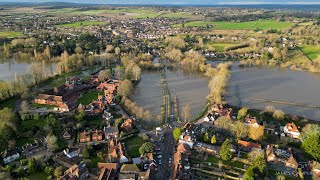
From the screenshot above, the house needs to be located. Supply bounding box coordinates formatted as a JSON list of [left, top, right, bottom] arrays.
[[62, 129, 73, 140], [104, 126, 119, 139], [103, 111, 113, 122], [58, 162, 88, 180], [107, 139, 128, 163], [2, 148, 20, 164], [63, 148, 79, 159], [66, 76, 82, 86], [266, 145, 298, 169], [34, 85, 81, 112], [311, 161, 320, 179], [121, 118, 134, 132], [92, 130, 104, 142], [211, 104, 233, 119], [119, 164, 149, 180], [283, 123, 300, 138], [174, 143, 191, 180], [179, 133, 196, 149], [97, 162, 118, 180], [22, 139, 46, 158], [244, 114, 259, 127], [79, 131, 91, 143], [193, 142, 220, 155], [237, 140, 262, 152], [96, 80, 120, 93]]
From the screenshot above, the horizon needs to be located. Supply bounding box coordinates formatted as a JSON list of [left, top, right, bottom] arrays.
[[1, 0, 320, 5]]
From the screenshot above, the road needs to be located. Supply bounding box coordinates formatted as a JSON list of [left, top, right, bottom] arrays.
[[155, 82, 176, 180]]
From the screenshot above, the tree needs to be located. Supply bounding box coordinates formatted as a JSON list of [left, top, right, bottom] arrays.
[[3, 43, 10, 58], [243, 166, 255, 180], [173, 127, 182, 140], [98, 69, 112, 81], [220, 139, 233, 161], [301, 124, 320, 160], [182, 104, 191, 122], [21, 101, 30, 113], [117, 79, 133, 97], [54, 166, 64, 177], [204, 132, 209, 143], [139, 142, 154, 155], [215, 116, 233, 131], [232, 121, 248, 139], [115, 47, 121, 56], [248, 126, 264, 141], [44, 166, 54, 175], [276, 174, 285, 180], [248, 149, 266, 173], [27, 158, 37, 173], [82, 147, 90, 158], [44, 132, 58, 151], [273, 110, 285, 120], [74, 46, 83, 54], [211, 135, 216, 144], [44, 45, 51, 60], [237, 108, 248, 119]]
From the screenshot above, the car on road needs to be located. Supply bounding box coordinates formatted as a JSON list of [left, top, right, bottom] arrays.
[[157, 155, 162, 159], [158, 159, 162, 165], [167, 171, 171, 177]]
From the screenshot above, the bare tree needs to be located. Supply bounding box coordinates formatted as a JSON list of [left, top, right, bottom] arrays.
[[182, 104, 191, 122]]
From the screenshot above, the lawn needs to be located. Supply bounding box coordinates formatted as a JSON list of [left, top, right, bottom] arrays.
[[287, 49, 310, 63], [0, 31, 23, 38], [206, 155, 246, 169], [16, 137, 35, 147], [299, 45, 320, 61], [125, 136, 145, 157], [77, 91, 101, 105], [207, 42, 240, 52], [57, 21, 106, 27], [29, 172, 48, 180], [31, 103, 58, 109], [21, 119, 46, 130], [0, 96, 19, 109], [176, 20, 294, 30]]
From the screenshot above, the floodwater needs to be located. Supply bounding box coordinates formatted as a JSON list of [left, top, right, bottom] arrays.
[[131, 71, 163, 117], [132, 69, 210, 119], [226, 63, 320, 121], [0, 60, 57, 80]]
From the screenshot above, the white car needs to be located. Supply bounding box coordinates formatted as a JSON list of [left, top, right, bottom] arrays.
[[157, 155, 162, 159]]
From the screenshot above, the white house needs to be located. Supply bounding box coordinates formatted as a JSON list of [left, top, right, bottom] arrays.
[[283, 123, 300, 139], [63, 148, 79, 159], [179, 134, 196, 149], [2, 148, 20, 164]]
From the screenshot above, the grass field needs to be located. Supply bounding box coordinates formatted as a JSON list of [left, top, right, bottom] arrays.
[[207, 42, 240, 52], [21, 119, 46, 130], [125, 136, 145, 157], [77, 91, 100, 105], [72, 8, 161, 18], [0, 96, 19, 109], [299, 45, 320, 61], [57, 21, 106, 27], [0, 31, 23, 38], [176, 20, 294, 30], [287, 49, 310, 63]]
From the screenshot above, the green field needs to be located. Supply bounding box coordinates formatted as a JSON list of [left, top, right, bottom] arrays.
[[77, 91, 100, 105], [299, 45, 320, 61], [57, 21, 106, 27], [21, 119, 46, 130], [125, 136, 145, 157], [72, 8, 160, 19], [176, 20, 294, 30], [207, 42, 240, 52], [0, 31, 23, 38]]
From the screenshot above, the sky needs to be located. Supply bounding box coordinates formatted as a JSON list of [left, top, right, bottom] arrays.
[[1, 0, 320, 5]]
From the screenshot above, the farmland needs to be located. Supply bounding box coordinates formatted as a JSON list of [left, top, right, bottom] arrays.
[[0, 31, 23, 38], [57, 21, 106, 27], [176, 20, 294, 30], [299, 45, 320, 62], [207, 42, 240, 52]]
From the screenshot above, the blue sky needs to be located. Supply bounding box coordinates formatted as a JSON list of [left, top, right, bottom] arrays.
[[1, 0, 320, 4]]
